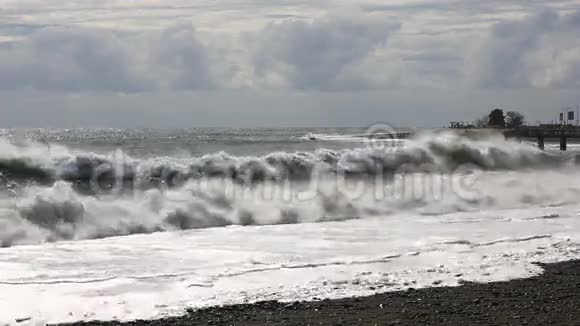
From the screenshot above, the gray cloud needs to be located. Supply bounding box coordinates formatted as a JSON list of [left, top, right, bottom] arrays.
[[0, 24, 213, 92], [467, 10, 580, 89], [250, 15, 400, 91], [150, 25, 215, 90], [362, 0, 580, 16]]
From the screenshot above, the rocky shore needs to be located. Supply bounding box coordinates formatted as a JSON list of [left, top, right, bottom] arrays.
[[58, 260, 580, 326]]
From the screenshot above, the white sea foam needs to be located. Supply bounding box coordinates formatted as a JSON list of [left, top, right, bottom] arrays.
[[1, 199, 580, 324]]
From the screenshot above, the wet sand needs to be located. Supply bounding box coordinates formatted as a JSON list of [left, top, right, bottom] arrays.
[[59, 260, 580, 326]]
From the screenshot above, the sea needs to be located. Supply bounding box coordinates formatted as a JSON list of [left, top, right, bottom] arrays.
[[1, 128, 580, 324]]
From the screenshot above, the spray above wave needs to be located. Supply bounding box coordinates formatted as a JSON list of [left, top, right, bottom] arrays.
[[0, 131, 565, 191]]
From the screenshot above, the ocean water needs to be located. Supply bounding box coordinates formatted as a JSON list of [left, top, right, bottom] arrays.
[[1, 128, 580, 324]]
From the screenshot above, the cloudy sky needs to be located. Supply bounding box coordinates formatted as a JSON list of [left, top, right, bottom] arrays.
[[0, 0, 579, 127]]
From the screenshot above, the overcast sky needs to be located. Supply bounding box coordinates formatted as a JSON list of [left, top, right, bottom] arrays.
[[0, 0, 579, 128]]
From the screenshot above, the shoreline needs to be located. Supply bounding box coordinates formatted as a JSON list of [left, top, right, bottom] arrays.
[[59, 259, 580, 326]]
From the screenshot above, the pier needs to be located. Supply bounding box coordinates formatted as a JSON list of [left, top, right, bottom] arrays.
[[503, 127, 580, 151], [367, 128, 579, 151]]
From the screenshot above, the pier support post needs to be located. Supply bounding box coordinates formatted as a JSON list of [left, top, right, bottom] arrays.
[[537, 135, 545, 150], [560, 136, 567, 151]]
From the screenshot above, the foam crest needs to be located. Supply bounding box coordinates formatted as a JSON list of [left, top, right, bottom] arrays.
[[0, 131, 564, 191]]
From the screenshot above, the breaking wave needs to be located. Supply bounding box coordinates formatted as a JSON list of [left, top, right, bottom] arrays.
[[0, 179, 360, 247], [2, 167, 580, 247], [0, 130, 577, 247], [0, 132, 565, 191]]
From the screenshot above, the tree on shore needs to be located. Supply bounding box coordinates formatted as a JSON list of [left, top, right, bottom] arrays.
[[506, 111, 526, 128], [475, 115, 488, 128], [488, 109, 505, 128]]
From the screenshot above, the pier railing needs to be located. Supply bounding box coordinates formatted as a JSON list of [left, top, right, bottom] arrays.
[[503, 127, 580, 151]]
